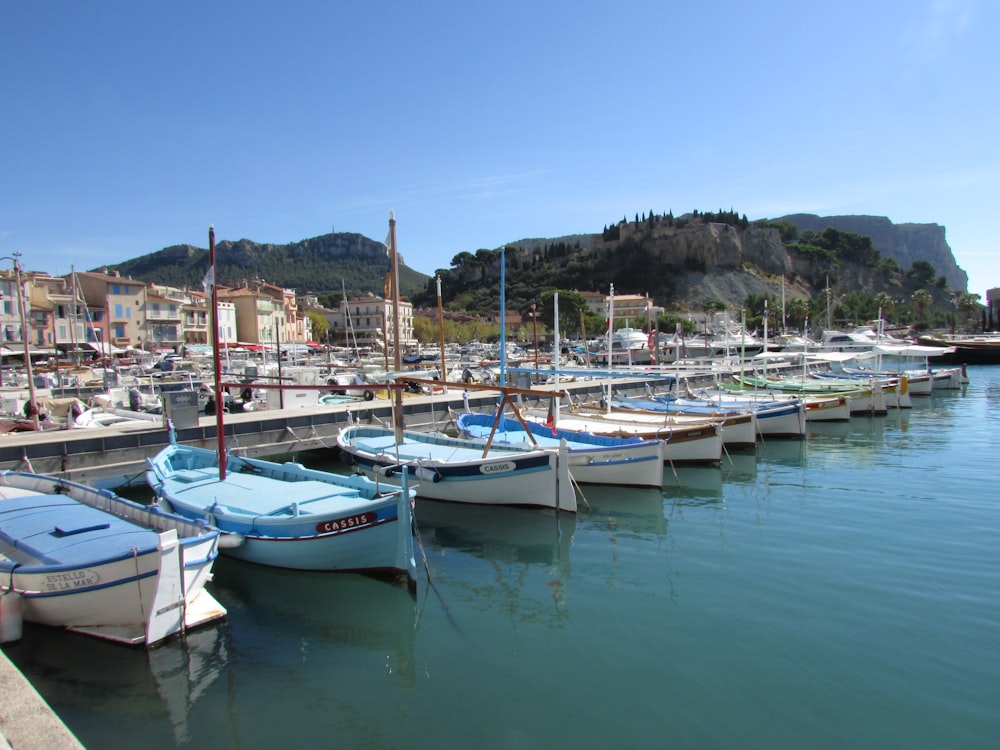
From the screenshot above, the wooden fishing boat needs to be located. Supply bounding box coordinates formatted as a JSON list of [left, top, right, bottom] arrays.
[[454, 410, 665, 488], [336, 425, 576, 512], [0, 470, 225, 646], [525, 409, 725, 464]]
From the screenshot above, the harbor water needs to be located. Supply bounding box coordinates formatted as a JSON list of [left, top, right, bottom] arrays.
[[3, 366, 998, 749]]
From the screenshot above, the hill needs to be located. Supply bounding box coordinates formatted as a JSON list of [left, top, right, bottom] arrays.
[[100, 232, 430, 300], [98, 213, 970, 330], [410, 211, 967, 317]]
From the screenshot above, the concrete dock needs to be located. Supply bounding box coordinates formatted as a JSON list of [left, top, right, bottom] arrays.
[[0, 648, 85, 749]]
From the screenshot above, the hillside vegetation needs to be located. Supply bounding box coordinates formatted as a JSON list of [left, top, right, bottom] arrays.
[[100, 212, 979, 334]]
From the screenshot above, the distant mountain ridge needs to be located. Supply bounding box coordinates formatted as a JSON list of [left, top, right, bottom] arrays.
[[101, 232, 430, 299], [777, 214, 967, 292], [99, 214, 967, 315]]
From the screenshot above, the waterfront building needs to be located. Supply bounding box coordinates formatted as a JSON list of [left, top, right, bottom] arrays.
[[327, 295, 414, 351]]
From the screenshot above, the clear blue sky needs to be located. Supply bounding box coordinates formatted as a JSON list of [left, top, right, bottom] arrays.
[[2, 1, 996, 300]]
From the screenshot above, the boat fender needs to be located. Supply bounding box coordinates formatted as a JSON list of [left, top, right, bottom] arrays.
[[363, 390, 375, 401], [1, 566, 23, 644], [217, 532, 245, 549], [416, 467, 443, 483]]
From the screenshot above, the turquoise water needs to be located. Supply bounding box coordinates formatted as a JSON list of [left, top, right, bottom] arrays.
[[4, 366, 999, 749]]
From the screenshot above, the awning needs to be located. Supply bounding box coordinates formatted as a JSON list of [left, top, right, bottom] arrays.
[[83, 341, 125, 355], [871, 343, 957, 357]]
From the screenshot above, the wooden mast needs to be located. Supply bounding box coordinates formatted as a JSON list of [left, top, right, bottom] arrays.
[[436, 275, 447, 391], [209, 225, 227, 480], [388, 212, 404, 441]]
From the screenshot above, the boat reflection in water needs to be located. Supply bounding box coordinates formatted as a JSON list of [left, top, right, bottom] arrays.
[[4, 617, 229, 747], [210, 557, 419, 685], [414, 499, 576, 625], [574, 483, 668, 538], [755, 437, 808, 466]]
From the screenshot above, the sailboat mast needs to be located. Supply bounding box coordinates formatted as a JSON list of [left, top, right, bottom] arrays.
[[70, 267, 81, 367], [436, 275, 447, 389], [388, 212, 402, 372], [209, 225, 227, 480], [388, 212, 404, 441], [606, 283, 614, 414], [499, 246, 507, 388]]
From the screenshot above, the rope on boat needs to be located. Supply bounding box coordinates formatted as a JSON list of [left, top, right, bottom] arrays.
[[283, 424, 336, 451], [411, 513, 467, 640], [568, 470, 591, 511], [663, 446, 679, 483]]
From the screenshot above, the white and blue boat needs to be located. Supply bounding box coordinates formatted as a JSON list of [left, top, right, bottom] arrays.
[[454, 411, 665, 489], [336, 425, 577, 513], [0, 470, 226, 646], [144, 440, 417, 586]]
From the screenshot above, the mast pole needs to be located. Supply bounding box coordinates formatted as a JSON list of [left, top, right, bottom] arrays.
[[389, 212, 404, 441], [209, 225, 226, 480], [436, 275, 447, 391], [12, 254, 39, 430], [499, 247, 506, 388]]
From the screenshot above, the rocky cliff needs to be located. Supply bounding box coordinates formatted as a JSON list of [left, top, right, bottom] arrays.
[[778, 214, 966, 291], [579, 212, 965, 313]]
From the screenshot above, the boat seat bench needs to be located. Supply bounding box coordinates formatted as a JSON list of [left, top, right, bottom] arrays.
[[171, 473, 367, 517], [0, 494, 157, 566]]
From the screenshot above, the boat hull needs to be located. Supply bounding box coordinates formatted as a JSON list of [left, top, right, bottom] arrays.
[[0, 471, 226, 645], [454, 412, 664, 488], [337, 426, 577, 513], [533, 413, 724, 464], [145, 443, 417, 583]]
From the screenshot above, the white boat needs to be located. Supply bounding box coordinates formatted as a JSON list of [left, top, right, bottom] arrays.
[[0, 470, 226, 646], [590, 328, 654, 367], [730, 372, 890, 416], [336, 425, 577, 513], [70, 406, 164, 429], [818, 326, 908, 353], [605, 396, 758, 449], [454, 410, 665, 489], [638, 385, 809, 437], [526, 410, 725, 464]]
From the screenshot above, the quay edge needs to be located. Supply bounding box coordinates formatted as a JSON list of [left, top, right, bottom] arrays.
[[0, 375, 707, 488], [0, 647, 86, 750]]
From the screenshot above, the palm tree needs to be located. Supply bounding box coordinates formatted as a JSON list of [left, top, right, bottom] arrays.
[[953, 291, 981, 332], [910, 289, 933, 328], [873, 292, 895, 323]]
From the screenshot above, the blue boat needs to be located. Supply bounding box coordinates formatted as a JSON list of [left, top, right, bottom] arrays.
[[145, 440, 417, 587]]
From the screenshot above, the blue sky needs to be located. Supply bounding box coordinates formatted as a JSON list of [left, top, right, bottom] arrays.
[[2, 0, 996, 300]]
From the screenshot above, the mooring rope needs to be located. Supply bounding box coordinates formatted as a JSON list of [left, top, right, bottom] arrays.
[[411, 515, 467, 640]]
